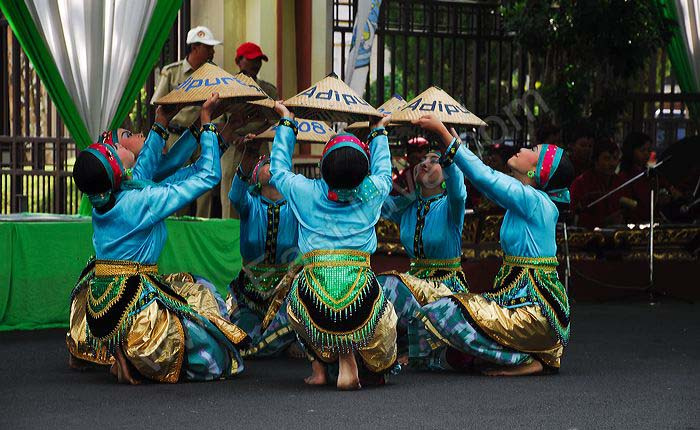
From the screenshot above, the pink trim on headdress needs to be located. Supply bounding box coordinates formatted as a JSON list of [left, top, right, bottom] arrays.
[[408, 137, 429, 148], [88, 143, 123, 189], [251, 155, 270, 185], [538, 144, 559, 187], [321, 134, 370, 160], [100, 130, 117, 148]]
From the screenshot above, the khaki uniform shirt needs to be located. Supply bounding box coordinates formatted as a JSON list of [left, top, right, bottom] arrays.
[[151, 59, 201, 128]]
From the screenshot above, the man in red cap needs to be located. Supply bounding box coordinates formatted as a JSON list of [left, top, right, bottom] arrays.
[[235, 42, 277, 99], [219, 42, 279, 220]]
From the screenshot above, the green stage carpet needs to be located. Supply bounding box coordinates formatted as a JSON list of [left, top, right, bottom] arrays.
[[0, 215, 241, 331]]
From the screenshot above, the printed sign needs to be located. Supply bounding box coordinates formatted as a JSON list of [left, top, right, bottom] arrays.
[[176, 76, 265, 94], [400, 97, 471, 116], [298, 86, 371, 107]]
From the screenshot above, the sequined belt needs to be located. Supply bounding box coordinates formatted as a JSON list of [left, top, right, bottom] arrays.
[[94, 260, 158, 277], [503, 255, 558, 271], [239, 263, 291, 297], [409, 257, 462, 272], [300, 249, 371, 268]]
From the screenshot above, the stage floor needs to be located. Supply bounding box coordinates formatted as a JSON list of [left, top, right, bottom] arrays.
[[2, 303, 698, 429]]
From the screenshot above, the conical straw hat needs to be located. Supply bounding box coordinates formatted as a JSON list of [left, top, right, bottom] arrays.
[[228, 95, 280, 122], [345, 93, 407, 136], [154, 63, 268, 105], [391, 86, 486, 127], [253, 119, 333, 144], [283, 72, 380, 123]]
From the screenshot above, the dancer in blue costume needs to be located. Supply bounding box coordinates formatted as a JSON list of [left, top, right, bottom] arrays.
[[226, 134, 300, 357], [408, 114, 574, 376], [67, 112, 256, 370], [67, 94, 247, 384], [269, 102, 397, 390], [377, 136, 468, 358]]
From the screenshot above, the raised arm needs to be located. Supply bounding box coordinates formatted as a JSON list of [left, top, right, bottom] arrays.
[[269, 103, 316, 202], [366, 126, 392, 199], [130, 125, 167, 181], [153, 126, 199, 182], [141, 94, 222, 220], [228, 137, 261, 217], [381, 194, 413, 224], [142, 124, 221, 222], [452, 144, 540, 217], [412, 115, 540, 218], [443, 162, 467, 226], [132, 105, 179, 181]]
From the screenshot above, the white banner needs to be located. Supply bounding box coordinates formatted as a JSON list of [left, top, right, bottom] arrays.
[[25, 0, 158, 139], [344, 0, 383, 96]]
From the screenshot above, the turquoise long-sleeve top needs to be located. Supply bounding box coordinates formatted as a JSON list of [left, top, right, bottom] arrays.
[[228, 171, 299, 264], [269, 119, 392, 255], [152, 129, 198, 182], [452, 143, 559, 258], [91, 126, 221, 264], [381, 163, 466, 259]]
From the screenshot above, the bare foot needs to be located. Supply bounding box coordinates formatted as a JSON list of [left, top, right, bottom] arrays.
[[482, 359, 543, 376], [397, 354, 408, 366], [113, 347, 140, 385], [285, 342, 306, 359], [304, 360, 327, 385], [68, 354, 90, 371], [337, 352, 361, 391]]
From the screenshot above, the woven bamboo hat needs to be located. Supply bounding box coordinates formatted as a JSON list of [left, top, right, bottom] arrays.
[[226, 73, 280, 121], [253, 119, 333, 144], [283, 72, 380, 123], [345, 93, 406, 136], [154, 63, 267, 105], [391, 86, 486, 127]]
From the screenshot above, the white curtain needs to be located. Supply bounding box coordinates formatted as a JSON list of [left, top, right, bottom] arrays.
[[676, 0, 700, 89], [25, 0, 158, 139]]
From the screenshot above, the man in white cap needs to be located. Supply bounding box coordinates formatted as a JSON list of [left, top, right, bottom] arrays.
[[151, 26, 222, 218]]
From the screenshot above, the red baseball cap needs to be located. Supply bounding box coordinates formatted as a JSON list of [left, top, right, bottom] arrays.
[[236, 42, 268, 61]]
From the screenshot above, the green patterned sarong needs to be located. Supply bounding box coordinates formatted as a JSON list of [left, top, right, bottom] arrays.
[[288, 250, 388, 353]]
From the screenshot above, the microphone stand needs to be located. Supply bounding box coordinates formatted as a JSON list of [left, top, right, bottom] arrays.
[[586, 158, 670, 296]]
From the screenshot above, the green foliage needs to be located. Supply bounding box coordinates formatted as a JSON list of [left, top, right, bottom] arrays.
[[502, 0, 674, 136]]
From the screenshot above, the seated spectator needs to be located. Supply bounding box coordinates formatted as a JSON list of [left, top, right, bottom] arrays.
[[567, 122, 595, 177], [570, 138, 624, 228], [391, 136, 428, 196], [617, 132, 653, 223]]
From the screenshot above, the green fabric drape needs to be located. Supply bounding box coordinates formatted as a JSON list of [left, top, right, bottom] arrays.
[[0, 0, 91, 148], [108, 0, 182, 130], [0, 217, 242, 331], [657, 0, 699, 119]]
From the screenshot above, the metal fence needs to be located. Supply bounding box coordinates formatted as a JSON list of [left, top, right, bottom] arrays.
[[2, 1, 698, 214], [333, 0, 699, 149], [334, 0, 530, 145]]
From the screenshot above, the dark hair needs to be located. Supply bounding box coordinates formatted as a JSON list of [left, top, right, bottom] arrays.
[[543, 151, 575, 215], [620, 131, 652, 172], [321, 146, 369, 190], [545, 152, 575, 192], [592, 137, 620, 163], [487, 144, 517, 161], [73, 151, 115, 213], [186, 42, 201, 56]]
